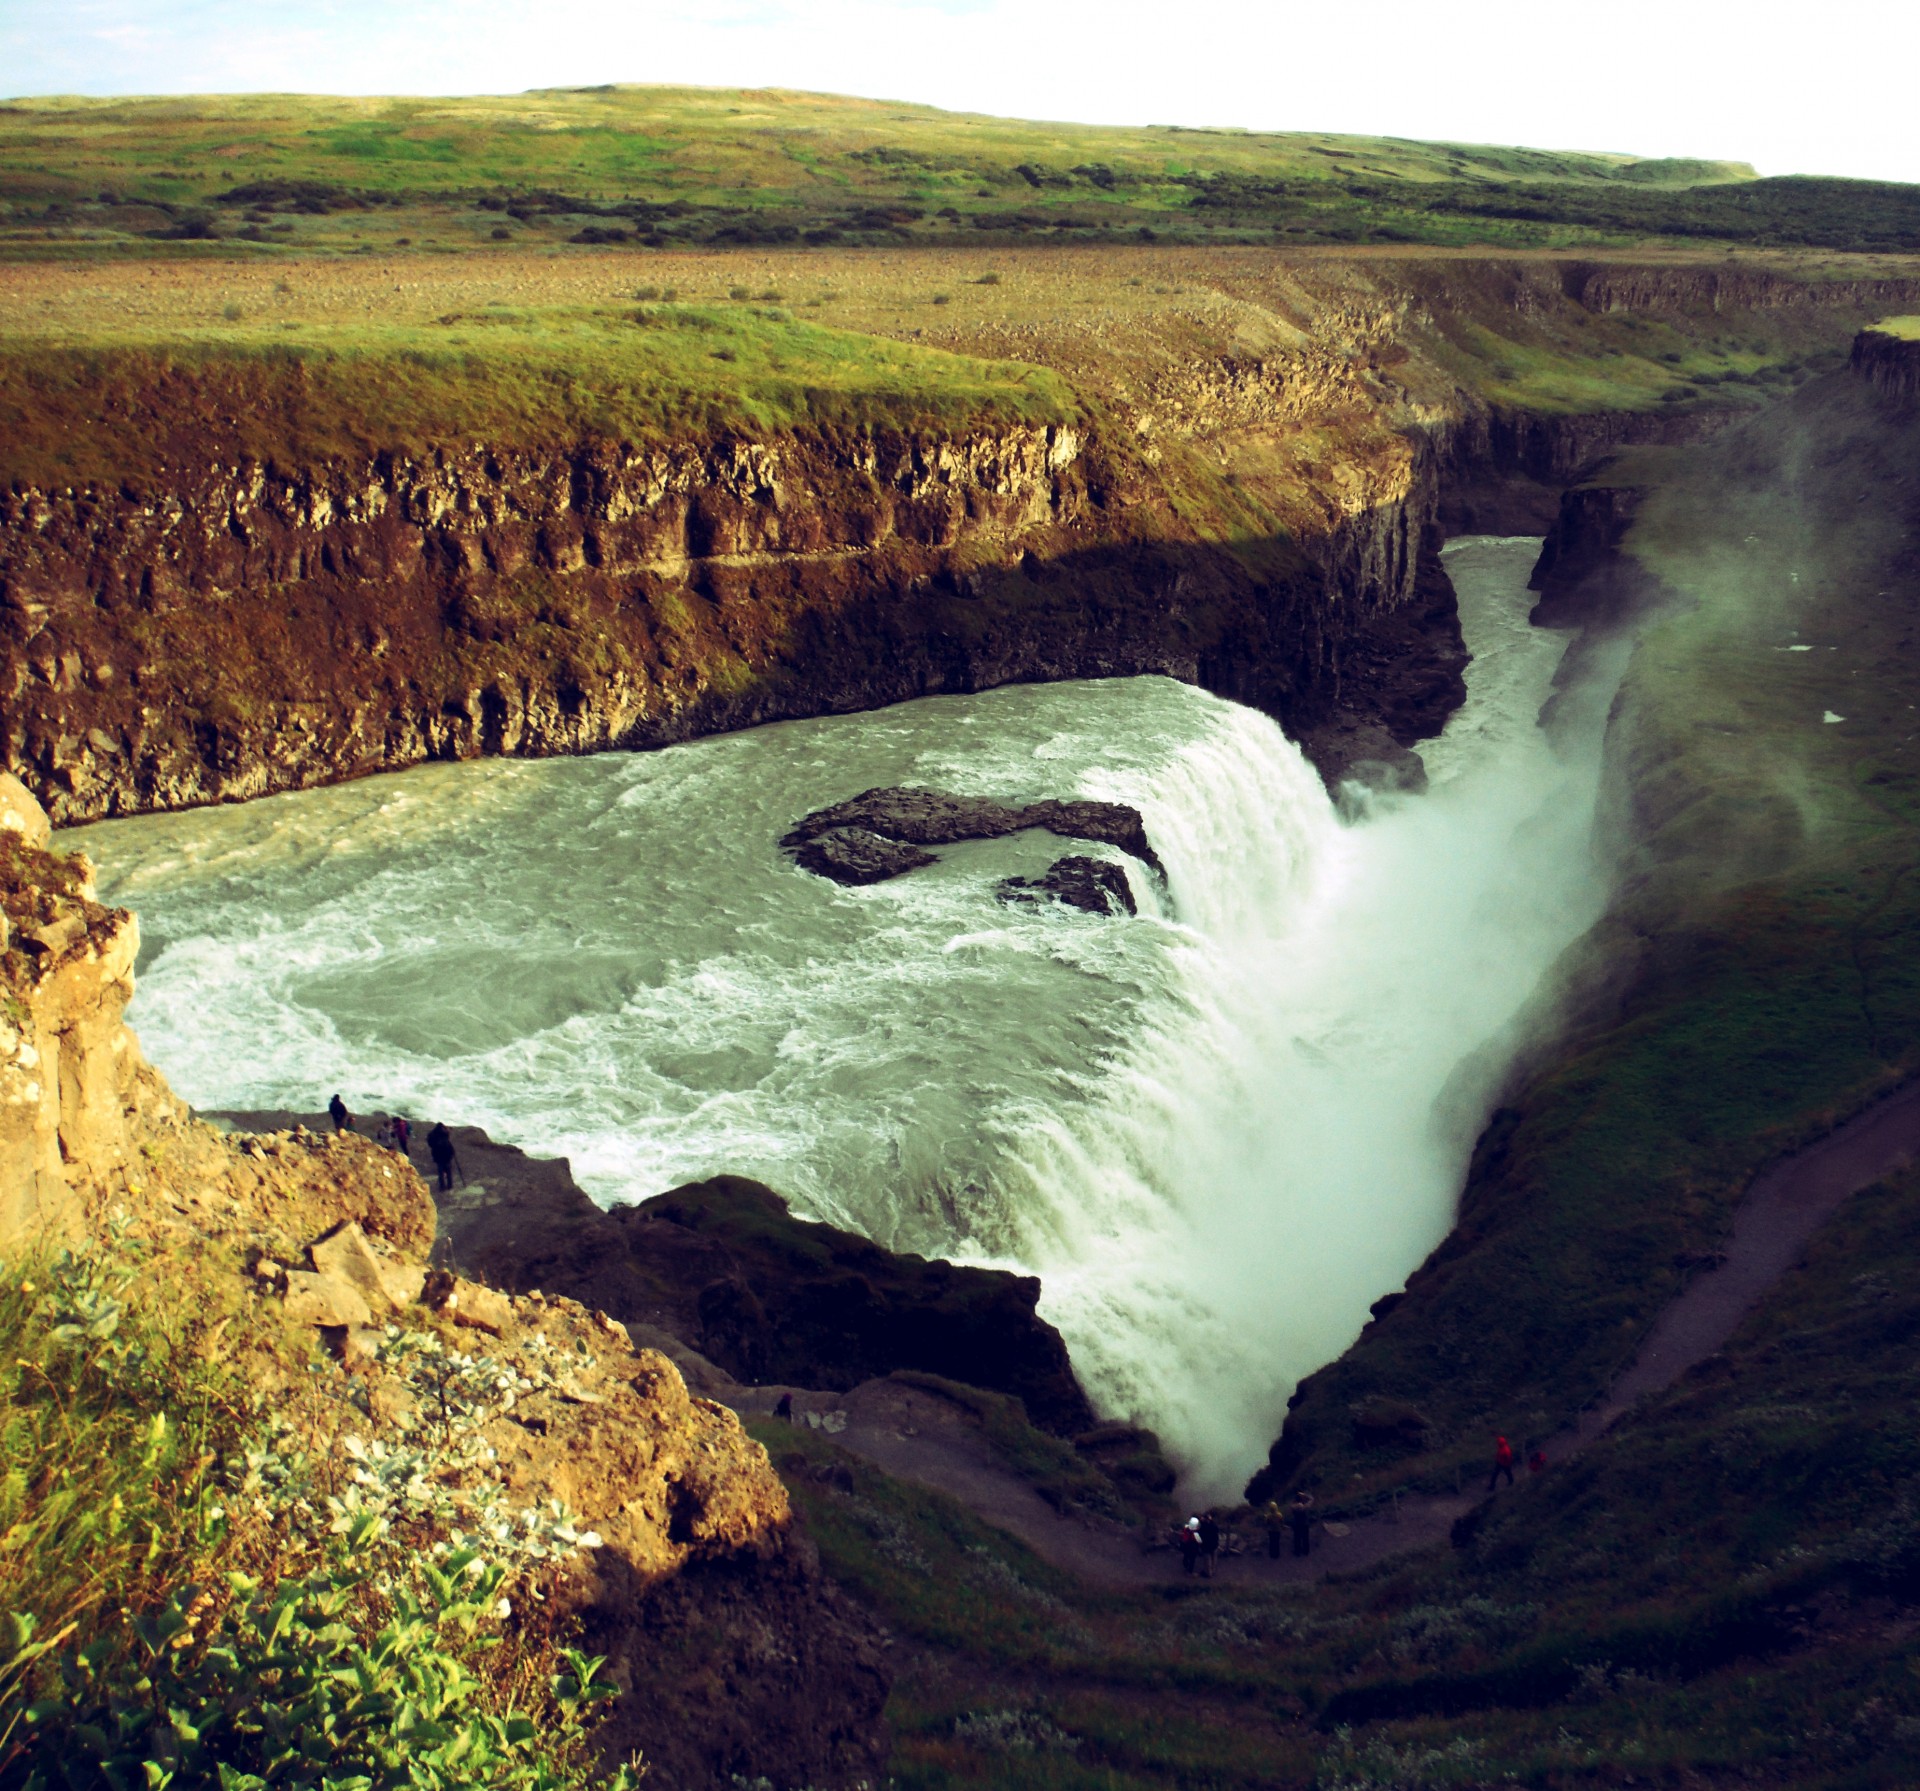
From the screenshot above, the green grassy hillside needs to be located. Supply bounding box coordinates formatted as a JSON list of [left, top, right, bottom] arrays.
[[0, 301, 1076, 490], [4, 85, 1915, 257]]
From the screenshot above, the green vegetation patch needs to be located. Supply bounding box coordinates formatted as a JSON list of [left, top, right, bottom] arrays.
[[0, 1240, 626, 1788], [10, 87, 1920, 258], [0, 303, 1076, 488]]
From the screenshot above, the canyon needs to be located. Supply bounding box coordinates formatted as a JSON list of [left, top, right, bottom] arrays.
[[9, 255, 1919, 827], [9, 205, 1920, 1784]]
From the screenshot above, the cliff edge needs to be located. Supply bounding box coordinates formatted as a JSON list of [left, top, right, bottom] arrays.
[[0, 781, 890, 1790]]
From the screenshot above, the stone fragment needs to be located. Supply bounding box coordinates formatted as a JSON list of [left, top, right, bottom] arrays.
[[423, 1268, 515, 1337], [283, 1269, 373, 1329], [21, 914, 88, 959], [311, 1219, 422, 1315]]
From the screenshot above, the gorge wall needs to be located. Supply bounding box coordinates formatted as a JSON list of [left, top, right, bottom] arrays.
[[1, 410, 1454, 820], [12, 257, 1918, 823], [1851, 322, 1920, 400]]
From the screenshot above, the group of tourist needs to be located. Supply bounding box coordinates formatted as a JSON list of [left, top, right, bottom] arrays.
[[325, 1092, 461, 1190], [1174, 1489, 1319, 1576], [1179, 1433, 1548, 1580]]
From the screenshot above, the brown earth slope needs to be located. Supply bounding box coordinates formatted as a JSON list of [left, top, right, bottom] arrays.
[[0, 777, 890, 1790]]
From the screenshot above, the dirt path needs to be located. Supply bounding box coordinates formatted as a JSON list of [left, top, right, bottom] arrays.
[[793, 1078, 1920, 1589]]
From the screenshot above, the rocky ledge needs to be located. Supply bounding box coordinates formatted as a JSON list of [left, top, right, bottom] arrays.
[[295, 1115, 1102, 1438], [782, 784, 1162, 911]]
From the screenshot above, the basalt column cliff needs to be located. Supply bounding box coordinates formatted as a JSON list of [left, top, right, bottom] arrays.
[[7, 258, 1918, 823]]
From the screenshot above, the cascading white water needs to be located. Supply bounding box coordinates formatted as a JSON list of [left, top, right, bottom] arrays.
[[63, 536, 1622, 1496]]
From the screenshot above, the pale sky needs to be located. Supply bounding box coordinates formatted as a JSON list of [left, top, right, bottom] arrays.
[[5, 0, 1919, 186]]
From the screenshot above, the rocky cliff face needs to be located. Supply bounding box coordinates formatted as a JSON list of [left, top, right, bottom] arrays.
[[1560, 265, 1920, 316], [0, 787, 891, 1790], [1852, 326, 1920, 401], [7, 259, 1909, 824], [1, 408, 1461, 817], [1431, 402, 1737, 536]]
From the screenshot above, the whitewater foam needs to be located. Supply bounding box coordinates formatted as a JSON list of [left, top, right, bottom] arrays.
[[65, 535, 1620, 1496]]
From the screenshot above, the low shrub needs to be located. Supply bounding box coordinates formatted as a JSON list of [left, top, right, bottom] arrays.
[[0, 1245, 631, 1790]]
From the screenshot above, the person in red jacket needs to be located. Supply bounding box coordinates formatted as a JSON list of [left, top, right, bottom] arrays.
[[1487, 1434, 1517, 1491]]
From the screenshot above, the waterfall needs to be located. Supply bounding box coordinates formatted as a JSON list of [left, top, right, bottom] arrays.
[[64, 537, 1619, 1498]]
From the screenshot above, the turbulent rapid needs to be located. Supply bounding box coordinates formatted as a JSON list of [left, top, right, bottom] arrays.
[[65, 536, 1623, 1496]]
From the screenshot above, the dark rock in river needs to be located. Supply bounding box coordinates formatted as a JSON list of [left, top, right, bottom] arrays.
[[789, 827, 937, 885], [782, 784, 1162, 888], [999, 854, 1137, 916]]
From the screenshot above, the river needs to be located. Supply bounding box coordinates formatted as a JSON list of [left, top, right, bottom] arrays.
[[64, 535, 1623, 1496]]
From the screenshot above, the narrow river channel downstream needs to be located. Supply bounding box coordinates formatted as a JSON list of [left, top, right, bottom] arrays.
[[65, 536, 1625, 1496]]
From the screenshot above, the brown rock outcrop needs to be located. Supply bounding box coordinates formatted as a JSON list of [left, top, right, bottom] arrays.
[[0, 780, 142, 1247], [1852, 326, 1920, 402], [0, 831, 892, 1789], [0, 412, 1457, 820]]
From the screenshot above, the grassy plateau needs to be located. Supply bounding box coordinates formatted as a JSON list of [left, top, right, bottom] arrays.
[[4, 87, 1919, 259]]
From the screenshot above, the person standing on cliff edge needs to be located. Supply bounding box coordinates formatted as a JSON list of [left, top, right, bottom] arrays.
[[427, 1122, 456, 1192], [328, 1093, 351, 1133], [1289, 1490, 1316, 1557]]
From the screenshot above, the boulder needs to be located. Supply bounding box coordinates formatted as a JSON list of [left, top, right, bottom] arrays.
[[423, 1268, 516, 1337], [0, 774, 51, 850], [310, 1219, 424, 1316], [283, 1269, 373, 1329], [999, 854, 1136, 916]]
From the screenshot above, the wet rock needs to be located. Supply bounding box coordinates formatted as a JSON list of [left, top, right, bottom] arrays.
[[425, 1137, 1098, 1436], [999, 854, 1136, 916], [789, 827, 937, 885], [783, 784, 1161, 888]]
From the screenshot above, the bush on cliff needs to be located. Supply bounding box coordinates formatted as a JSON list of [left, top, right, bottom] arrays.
[[0, 1241, 631, 1791]]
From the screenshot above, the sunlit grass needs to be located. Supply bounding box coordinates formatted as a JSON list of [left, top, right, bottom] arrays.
[[0, 301, 1077, 487]]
